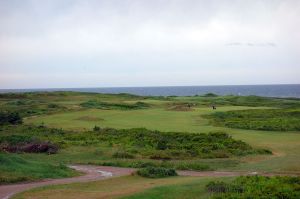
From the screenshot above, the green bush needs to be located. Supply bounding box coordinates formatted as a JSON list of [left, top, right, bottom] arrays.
[[137, 167, 177, 178], [0, 111, 22, 125], [112, 151, 135, 159]]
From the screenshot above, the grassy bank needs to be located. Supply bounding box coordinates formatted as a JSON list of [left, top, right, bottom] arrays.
[[0, 153, 78, 184]]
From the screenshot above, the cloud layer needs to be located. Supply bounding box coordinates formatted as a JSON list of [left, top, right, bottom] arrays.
[[0, 0, 299, 88]]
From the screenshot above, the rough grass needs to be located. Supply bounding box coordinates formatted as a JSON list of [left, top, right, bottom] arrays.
[[0, 153, 78, 184], [80, 100, 150, 110], [1, 125, 270, 160], [206, 176, 300, 199], [206, 109, 300, 131]]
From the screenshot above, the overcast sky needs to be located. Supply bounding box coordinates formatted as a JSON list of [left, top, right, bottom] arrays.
[[0, 0, 299, 89]]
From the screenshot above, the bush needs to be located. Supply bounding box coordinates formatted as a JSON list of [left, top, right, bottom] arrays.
[[206, 181, 229, 193], [0, 111, 22, 125], [0, 135, 58, 154], [137, 167, 177, 178], [112, 151, 135, 159]]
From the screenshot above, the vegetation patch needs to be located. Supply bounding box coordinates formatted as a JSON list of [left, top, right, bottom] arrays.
[[112, 151, 135, 159], [0, 111, 22, 125], [0, 125, 271, 159], [80, 100, 149, 110], [0, 153, 77, 184], [206, 109, 300, 131], [0, 135, 58, 154], [137, 167, 177, 178], [202, 93, 218, 97], [89, 128, 271, 159], [206, 175, 300, 199]]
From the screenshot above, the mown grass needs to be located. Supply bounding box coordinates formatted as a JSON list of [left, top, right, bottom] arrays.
[[122, 177, 229, 199], [25, 106, 267, 132]]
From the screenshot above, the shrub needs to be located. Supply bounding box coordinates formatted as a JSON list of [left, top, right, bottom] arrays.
[[137, 167, 177, 178], [0, 111, 22, 125], [149, 151, 172, 160], [112, 151, 135, 159], [93, 125, 101, 131], [206, 181, 229, 193]]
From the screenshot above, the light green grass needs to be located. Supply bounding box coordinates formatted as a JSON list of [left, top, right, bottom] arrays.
[[13, 175, 201, 199], [25, 106, 266, 132]]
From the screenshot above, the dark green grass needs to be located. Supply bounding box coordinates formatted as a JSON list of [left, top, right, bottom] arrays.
[[206, 109, 300, 131], [206, 175, 300, 199], [0, 153, 78, 184]]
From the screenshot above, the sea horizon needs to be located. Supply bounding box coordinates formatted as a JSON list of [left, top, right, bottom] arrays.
[[1, 84, 299, 98]]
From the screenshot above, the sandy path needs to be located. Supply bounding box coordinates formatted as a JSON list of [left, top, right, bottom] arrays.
[[0, 165, 296, 199]]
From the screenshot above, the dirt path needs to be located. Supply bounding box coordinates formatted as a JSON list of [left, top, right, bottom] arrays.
[[0, 165, 296, 199]]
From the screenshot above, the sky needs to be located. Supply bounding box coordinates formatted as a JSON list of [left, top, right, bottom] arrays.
[[0, 0, 300, 89]]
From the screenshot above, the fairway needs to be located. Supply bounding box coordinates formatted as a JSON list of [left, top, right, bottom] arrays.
[[25, 106, 266, 132]]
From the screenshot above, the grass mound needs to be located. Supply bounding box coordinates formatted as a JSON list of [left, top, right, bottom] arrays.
[[206, 176, 300, 199], [206, 109, 300, 131], [0, 153, 77, 184], [137, 167, 177, 178]]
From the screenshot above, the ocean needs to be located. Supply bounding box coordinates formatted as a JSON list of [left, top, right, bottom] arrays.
[[0, 84, 300, 98]]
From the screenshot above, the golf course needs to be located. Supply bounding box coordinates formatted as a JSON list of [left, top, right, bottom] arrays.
[[0, 91, 300, 198]]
